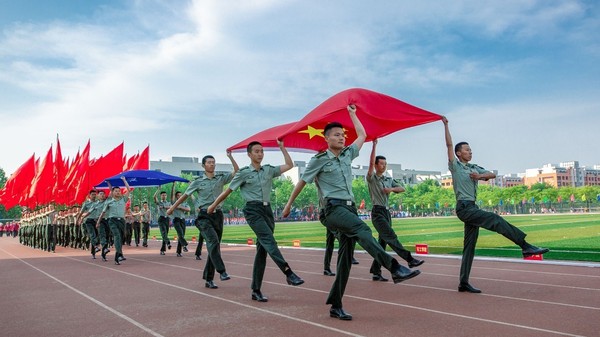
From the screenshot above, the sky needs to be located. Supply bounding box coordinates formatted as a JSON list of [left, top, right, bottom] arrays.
[[1, 0, 599, 178]]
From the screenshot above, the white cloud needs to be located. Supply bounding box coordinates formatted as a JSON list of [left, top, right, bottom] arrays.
[[0, 0, 598, 177]]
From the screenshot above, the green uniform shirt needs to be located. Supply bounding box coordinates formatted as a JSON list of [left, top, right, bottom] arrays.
[[100, 200, 109, 219], [172, 205, 187, 218], [366, 173, 400, 207], [81, 199, 100, 220], [48, 211, 56, 224], [315, 178, 326, 210], [301, 143, 359, 201], [228, 165, 281, 203], [156, 200, 171, 217], [141, 208, 151, 222], [448, 158, 489, 201], [185, 173, 234, 209], [132, 212, 141, 222], [102, 195, 130, 218]]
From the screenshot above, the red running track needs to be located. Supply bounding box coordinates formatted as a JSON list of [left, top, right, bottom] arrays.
[[1, 237, 599, 337]]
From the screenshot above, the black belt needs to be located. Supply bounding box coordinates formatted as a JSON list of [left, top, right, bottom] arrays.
[[110, 217, 124, 220], [372, 205, 389, 210], [247, 201, 270, 206], [199, 209, 222, 213], [327, 198, 355, 207], [457, 200, 475, 205], [159, 216, 168, 219]]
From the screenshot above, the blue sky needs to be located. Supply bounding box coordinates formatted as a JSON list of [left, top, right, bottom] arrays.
[[1, 0, 598, 177]]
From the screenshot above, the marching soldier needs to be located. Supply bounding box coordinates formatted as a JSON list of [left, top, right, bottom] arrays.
[[169, 151, 238, 289], [154, 186, 174, 255], [97, 177, 131, 265], [209, 141, 304, 301]]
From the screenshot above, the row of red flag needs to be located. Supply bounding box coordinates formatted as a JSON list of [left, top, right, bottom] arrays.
[[0, 137, 149, 210]]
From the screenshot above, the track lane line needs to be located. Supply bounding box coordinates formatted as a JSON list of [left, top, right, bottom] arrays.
[[1, 248, 165, 337], [67, 254, 588, 337]]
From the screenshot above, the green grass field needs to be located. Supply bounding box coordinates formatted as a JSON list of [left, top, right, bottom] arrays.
[[150, 213, 600, 262]]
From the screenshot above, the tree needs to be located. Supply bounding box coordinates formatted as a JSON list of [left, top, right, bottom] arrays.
[[352, 178, 370, 210], [0, 167, 6, 187], [294, 182, 318, 213], [271, 178, 294, 216]]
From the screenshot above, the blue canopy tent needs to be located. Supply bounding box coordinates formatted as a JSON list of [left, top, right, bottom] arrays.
[[94, 170, 188, 188]]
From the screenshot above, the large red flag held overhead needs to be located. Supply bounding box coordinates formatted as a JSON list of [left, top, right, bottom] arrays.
[[227, 122, 298, 153], [278, 88, 442, 152], [227, 88, 442, 153]]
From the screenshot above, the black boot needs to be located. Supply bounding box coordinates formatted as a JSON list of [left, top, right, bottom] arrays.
[[101, 245, 109, 262]]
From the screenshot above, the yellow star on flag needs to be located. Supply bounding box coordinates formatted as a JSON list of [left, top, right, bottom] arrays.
[[298, 125, 324, 139]]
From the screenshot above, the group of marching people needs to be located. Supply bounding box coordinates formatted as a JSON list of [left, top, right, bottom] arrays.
[[11, 107, 552, 321], [0, 221, 19, 238], [19, 205, 88, 252], [17, 180, 154, 262]]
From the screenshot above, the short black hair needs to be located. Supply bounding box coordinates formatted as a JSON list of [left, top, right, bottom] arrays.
[[324, 122, 343, 137], [112, 186, 120, 191], [202, 155, 215, 165], [160, 191, 167, 195], [455, 142, 469, 155], [247, 141, 262, 153], [89, 189, 98, 194], [375, 155, 386, 165]]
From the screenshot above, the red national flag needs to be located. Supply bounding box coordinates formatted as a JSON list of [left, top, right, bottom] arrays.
[[228, 122, 297, 152], [227, 88, 441, 152], [130, 146, 150, 170], [278, 88, 442, 152], [28, 146, 54, 206], [0, 154, 36, 209]]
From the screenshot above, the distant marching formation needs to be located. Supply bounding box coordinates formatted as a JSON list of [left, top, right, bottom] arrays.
[[14, 107, 550, 321]]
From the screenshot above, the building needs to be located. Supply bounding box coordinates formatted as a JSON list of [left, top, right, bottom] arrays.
[[523, 161, 600, 188], [524, 164, 572, 187], [151, 157, 234, 177]]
